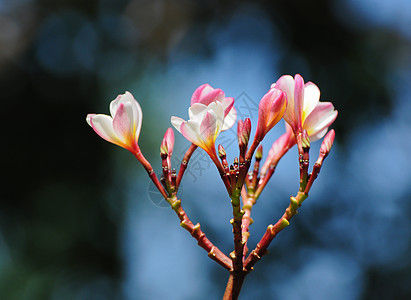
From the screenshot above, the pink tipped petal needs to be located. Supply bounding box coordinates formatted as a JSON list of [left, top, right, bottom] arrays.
[[222, 107, 237, 131], [164, 128, 175, 156], [303, 82, 320, 121], [304, 102, 338, 138], [309, 128, 329, 142], [267, 90, 287, 129], [293, 74, 305, 130], [180, 120, 203, 147], [198, 89, 225, 105], [113, 103, 136, 145], [200, 110, 218, 146], [221, 97, 234, 117], [89, 114, 123, 147], [126, 92, 143, 139], [275, 75, 296, 128], [191, 84, 213, 104], [190, 84, 225, 105], [191, 84, 208, 104]]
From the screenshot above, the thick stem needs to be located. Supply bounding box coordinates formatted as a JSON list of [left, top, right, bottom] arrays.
[[230, 191, 244, 273], [223, 272, 247, 300]]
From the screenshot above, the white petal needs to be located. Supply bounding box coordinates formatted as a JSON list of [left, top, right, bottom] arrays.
[[181, 120, 204, 147], [303, 82, 320, 122], [89, 114, 123, 146], [188, 103, 208, 121], [222, 107, 237, 131], [171, 116, 185, 133]]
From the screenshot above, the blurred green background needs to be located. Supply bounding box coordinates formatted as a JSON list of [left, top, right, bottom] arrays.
[[1, 0, 410, 299]]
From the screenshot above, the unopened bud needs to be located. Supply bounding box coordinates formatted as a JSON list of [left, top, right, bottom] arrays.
[[160, 139, 168, 156], [237, 119, 244, 145], [241, 118, 251, 146], [255, 145, 263, 161], [218, 144, 226, 159], [160, 128, 174, 156], [320, 129, 335, 158]]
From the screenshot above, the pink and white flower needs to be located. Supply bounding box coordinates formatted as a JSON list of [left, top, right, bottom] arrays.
[[190, 84, 236, 130], [86, 91, 142, 154], [171, 101, 224, 159], [273, 74, 337, 142]]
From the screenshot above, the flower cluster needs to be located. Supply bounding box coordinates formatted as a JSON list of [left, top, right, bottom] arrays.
[[86, 74, 338, 299]]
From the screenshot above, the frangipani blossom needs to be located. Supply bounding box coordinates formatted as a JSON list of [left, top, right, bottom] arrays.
[[255, 87, 287, 142], [273, 74, 337, 142], [191, 83, 237, 130], [86, 91, 142, 154], [171, 102, 224, 159]]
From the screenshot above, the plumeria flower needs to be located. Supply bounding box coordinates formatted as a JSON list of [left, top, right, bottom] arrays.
[[254, 87, 287, 142], [86, 91, 142, 154], [273, 74, 338, 142], [191, 83, 237, 130], [171, 101, 224, 160]]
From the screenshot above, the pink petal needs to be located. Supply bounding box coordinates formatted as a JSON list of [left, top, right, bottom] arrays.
[[164, 128, 175, 156], [113, 103, 136, 147], [275, 75, 296, 128], [191, 84, 211, 104], [110, 92, 143, 140], [266, 90, 287, 130], [303, 102, 338, 139], [190, 84, 225, 105], [200, 110, 218, 147], [221, 97, 234, 117], [294, 74, 305, 131]]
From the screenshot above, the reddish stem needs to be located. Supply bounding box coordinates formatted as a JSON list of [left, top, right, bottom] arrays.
[[170, 197, 232, 270], [176, 144, 198, 189], [223, 272, 247, 300]]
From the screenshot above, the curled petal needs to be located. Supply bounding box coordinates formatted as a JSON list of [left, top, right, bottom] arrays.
[[188, 103, 208, 121], [87, 114, 124, 147], [256, 88, 287, 141], [303, 102, 337, 139], [274, 75, 296, 128], [222, 107, 237, 131], [293, 74, 304, 131], [170, 116, 185, 132], [221, 97, 234, 117], [191, 84, 225, 105]]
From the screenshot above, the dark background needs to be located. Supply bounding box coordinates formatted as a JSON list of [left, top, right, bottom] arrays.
[[1, 0, 410, 299]]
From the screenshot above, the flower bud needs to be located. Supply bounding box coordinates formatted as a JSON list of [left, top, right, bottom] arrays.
[[160, 128, 175, 156], [320, 129, 335, 158], [255, 145, 263, 161], [218, 144, 226, 159]]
